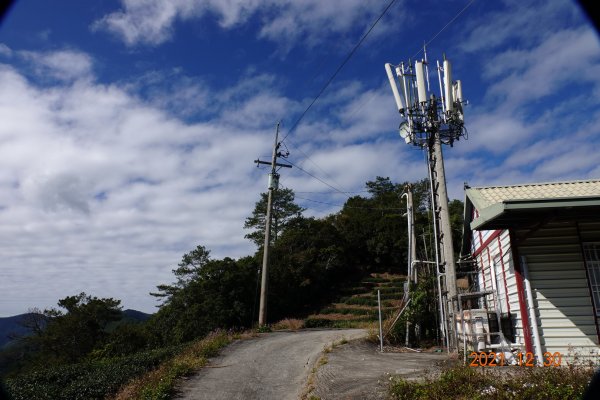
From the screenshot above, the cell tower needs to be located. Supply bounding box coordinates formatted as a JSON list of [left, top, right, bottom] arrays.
[[384, 50, 467, 349]]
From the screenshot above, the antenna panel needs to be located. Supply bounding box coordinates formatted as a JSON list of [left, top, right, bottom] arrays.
[[385, 63, 405, 112], [415, 61, 427, 104], [455, 80, 463, 102], [443, 60, 453, 112]]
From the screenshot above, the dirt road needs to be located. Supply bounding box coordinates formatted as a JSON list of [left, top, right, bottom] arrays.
[[174, 329, 365, 400]]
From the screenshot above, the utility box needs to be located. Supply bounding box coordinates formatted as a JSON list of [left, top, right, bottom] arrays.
[[456, 309, 491, 352]]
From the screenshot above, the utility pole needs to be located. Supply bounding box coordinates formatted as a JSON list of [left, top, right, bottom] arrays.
[[255, 122, 291, 326]]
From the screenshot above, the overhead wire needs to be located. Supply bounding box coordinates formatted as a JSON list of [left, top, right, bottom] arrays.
[[410, 0, 477, 59], [295, 195, 405, 211], [283, 138, 351, 195], [279, 0, 400, 144], [284, 159, 349, 196], [269, 0, 477, 203]]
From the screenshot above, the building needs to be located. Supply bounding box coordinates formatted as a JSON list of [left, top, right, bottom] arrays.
[[459, 179, 600, 363]]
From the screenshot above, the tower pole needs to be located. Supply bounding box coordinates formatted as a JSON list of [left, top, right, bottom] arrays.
[[431, 131, 457, 348]]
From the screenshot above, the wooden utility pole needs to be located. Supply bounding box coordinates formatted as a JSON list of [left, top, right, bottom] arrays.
[[255, 123, 291, 326]]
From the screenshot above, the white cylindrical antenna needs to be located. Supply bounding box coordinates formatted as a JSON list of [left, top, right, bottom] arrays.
[[455, 79, 464, 121], [385, 63, 405, 112], [443, 59, 453, 112], [455, 80, 463, 103], [401, 72, 412, 111], [415, 61, 427, 103], [395, 66, 407, 110], [436, 60, 446, 114]]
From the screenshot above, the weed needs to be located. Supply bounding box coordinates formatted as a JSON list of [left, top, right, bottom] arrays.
[[256, 325, 272, 333], [109, 331, 231, 400], [389, 363, 595, 400], [272, 318, 304, 331]]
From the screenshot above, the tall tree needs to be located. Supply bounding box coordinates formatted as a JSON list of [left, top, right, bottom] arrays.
[[148, 253, 258, 344], [25, 293, 122, 364], [150, 245, 211, 305], [243, 187, 304, 247]]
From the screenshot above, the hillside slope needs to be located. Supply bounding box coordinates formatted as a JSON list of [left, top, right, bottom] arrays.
[[305, 273, 406, 328]]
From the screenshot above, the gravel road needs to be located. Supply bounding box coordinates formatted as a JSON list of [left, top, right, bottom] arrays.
[[174, 329, 365, 400]]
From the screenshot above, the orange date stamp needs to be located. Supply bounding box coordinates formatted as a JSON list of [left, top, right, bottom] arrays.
[[469, 351, 563, 367]]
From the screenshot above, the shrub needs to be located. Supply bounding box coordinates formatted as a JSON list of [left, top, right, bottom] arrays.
[[5, 346, 180, 400], [272, 319, 305, 331], [389, 364, 595, 400]]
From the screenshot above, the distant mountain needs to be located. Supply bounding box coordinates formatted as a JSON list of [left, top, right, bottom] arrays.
[[123, 309, 152, 322], [0, 313, 40, 348], [0, 309, 152, 348]]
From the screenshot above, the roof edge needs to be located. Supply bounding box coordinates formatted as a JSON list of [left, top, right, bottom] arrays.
[[468, 178, 600, 191]]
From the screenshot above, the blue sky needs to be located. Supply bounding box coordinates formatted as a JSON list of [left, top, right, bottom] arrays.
[[0, 0, 598, 316]]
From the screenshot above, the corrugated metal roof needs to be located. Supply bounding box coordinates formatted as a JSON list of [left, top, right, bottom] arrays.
[[469, 179, 600, 209], [464, 179, 600, 231]]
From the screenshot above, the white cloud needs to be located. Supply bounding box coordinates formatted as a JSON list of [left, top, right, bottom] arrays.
[[459, 0, 581, 54], [1, 46, 427, 315], [484, 28, 600, 111], [19, 49, 94, 81], [0, 43, 12, 57], [93, 0, 398, 48]]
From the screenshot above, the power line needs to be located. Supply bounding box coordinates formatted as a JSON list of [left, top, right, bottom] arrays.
[[282, 0, 477, 191], [285, 159, 350, 197], [283, 138, 350, 194], [294, 190, 370, 194], [279, 0, 400, 144], [295, 195, 405, 211], [411, 0, 477, 59]]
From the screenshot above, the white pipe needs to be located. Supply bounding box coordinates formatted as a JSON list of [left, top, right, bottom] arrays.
[[378, 289, 384, 352], [401, 193, 412, 281], [410, 260, 437, 284], [521, 256, 544, 365]]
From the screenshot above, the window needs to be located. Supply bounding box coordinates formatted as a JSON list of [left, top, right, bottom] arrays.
[[583, 243, 600, 316]]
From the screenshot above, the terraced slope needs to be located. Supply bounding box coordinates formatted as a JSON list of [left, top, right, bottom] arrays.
[[305, 273, 406, 328]]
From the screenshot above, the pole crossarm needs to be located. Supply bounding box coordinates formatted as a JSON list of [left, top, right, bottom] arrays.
[[254, 159, 293, 168]]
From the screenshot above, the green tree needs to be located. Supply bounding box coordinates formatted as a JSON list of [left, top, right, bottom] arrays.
[[268, 216, 348, 320], [26, 293, 122, 364], [334, 177, 406, 271], [148, 249, 258, 345], [243, 188, 304, 247], [150, 245, 211, 305], [448, 199, 465, 257]]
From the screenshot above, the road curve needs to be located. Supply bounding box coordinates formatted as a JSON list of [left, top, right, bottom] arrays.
[[174, 329, 365, 400]]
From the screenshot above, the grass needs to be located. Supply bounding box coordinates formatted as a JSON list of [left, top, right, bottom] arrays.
[[272, 318, 305, 331], [389, 363, 595, 400], [319, 307, 374, 316], [109, 331, 232, 400]]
